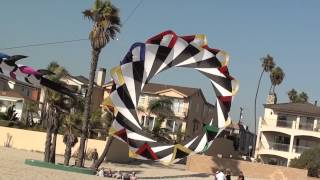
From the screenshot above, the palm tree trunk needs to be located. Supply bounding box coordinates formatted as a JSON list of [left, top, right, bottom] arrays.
[[91, 136, 114, 169], [254, 70, 265, 136], [40, 90, 48, 128], [64, 144, 72, 166], [44, 108, 53, 162], [49, 132, 57, 163], [272, 85, 276, 94], [269, 85, 273, 94], [77, 49, 101, 167], [44, 125, 52, 162]]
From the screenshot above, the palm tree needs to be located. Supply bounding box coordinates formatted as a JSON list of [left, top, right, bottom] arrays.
[[269, 66, 285, 94], [287, 89, 309, 103], [63, 113, 80, 166], [147, 98, 174, 136], [299, 92, 309, 103], [77, 0, 121, 167], [22, 101, 38, 128], [288, 88, 298, 102], [43, 62, 69, 163], [254, 54, 275, 135]]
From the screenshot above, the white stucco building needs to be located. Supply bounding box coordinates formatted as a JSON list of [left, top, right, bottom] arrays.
[[255, 95, 320, 166]]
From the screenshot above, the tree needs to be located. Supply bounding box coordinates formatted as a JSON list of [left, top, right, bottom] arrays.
[[288, 88, 298, 102], [299, 92, 309, 103], [63, 113, 80, 166], [269, 66, 285, 94], [254, 54, 275, 134], [287, 89, 309, 103], [22, 101, 38, 128], [43, 62, 69, 163], [147, 98, 174, 137], [77, 0, 121, 167], [290, 146, 320, 177], [4, 105, 18, 121]]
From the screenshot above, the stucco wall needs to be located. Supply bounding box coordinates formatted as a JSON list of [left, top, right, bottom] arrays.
[[0, 126, 129, 162], [186, 154, 311, 180]]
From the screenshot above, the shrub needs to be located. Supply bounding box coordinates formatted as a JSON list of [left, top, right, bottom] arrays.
[[290, 146, 320, 177]]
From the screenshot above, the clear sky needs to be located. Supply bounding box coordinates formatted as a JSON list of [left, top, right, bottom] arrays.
[[1, 0, 320, 132]]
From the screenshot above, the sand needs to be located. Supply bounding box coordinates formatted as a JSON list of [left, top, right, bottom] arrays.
[[0, 147, 216, 180]]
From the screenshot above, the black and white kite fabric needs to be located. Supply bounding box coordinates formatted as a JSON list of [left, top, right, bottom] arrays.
[[0, 53, 77, 99], [104, 30, 239, 164]]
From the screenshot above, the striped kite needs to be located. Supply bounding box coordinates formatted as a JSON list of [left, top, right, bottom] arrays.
[[103, 30, 239, 164]]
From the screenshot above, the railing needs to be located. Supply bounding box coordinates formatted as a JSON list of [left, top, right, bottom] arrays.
[[299, 122, 314, 131], [293, 145, 312, 154], [269, 142, 290, 152], [276, 120, 293, 128]]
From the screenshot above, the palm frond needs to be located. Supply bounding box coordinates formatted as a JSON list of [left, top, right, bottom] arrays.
[[82, 10, 94, 20]]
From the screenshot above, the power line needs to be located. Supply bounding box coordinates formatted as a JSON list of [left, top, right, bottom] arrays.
[[0, 38, 88, 50], [123, 0, 144, 25], [0, 0, 144, 51]]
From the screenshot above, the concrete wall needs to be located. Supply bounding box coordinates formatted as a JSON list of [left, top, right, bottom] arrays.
[[0, 126, 129, 162], [186, 154, 311, 180]]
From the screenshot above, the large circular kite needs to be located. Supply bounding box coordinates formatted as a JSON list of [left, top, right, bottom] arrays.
[[104, 30, 239, 164]]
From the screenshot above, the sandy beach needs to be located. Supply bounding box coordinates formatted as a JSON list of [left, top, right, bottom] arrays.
[[0, 147, 218, 180]]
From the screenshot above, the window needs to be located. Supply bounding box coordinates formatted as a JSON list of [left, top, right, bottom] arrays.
[[138, 95, 146, 106], [173, 99, 184, 113], [148, 96, 157, 102], [203, 106, 207, 116], [26, 90, 30, 97], [193, 119, 200, 132]]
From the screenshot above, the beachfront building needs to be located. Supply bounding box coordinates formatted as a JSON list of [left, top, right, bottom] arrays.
[[255, 95, 320, 166], [103, 82, 215, 141], [0, 75, 40, 121], [39, 68, 106, 113]]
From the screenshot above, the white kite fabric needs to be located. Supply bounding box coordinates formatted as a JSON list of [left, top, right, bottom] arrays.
[[103, 30, 239, 164]]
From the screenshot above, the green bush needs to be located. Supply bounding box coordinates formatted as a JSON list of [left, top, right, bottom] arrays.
[[0, 120, 10, 126], [0, 112, 6, 120], [290, 146, 320, 177]]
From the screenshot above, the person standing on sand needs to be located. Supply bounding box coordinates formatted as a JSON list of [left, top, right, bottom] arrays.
[[215, 169, 226, 180], [238, 171, 245, 180], [225, 168, 231, 180], [91, 148, 98, 165]]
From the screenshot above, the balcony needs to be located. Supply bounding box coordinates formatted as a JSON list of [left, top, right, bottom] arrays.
[[299, 122, 314, 131], [276, 120, 293, 129], [293, 145, 312, 154], [269, 142, 290, 152]]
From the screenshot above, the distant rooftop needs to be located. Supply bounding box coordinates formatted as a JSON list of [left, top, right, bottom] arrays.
[[72, 75, 89, 84], [0, 74, 38, 89], [0, 90, 36, 102], [103, 81, 214, 106], [264, 102, 320, 117], [143, 83, 199, 97]]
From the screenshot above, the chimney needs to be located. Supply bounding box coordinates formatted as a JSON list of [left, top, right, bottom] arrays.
[[315, 100, 318, 106], [96, 68, 106, 86], [266, 93, 277, 104]]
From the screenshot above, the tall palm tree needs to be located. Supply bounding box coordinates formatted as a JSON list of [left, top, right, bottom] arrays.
[[269, 66, 285, 94], [288, 88, 298, 102], [254, 54, 275, 135], [77, 0, 121, 167]]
